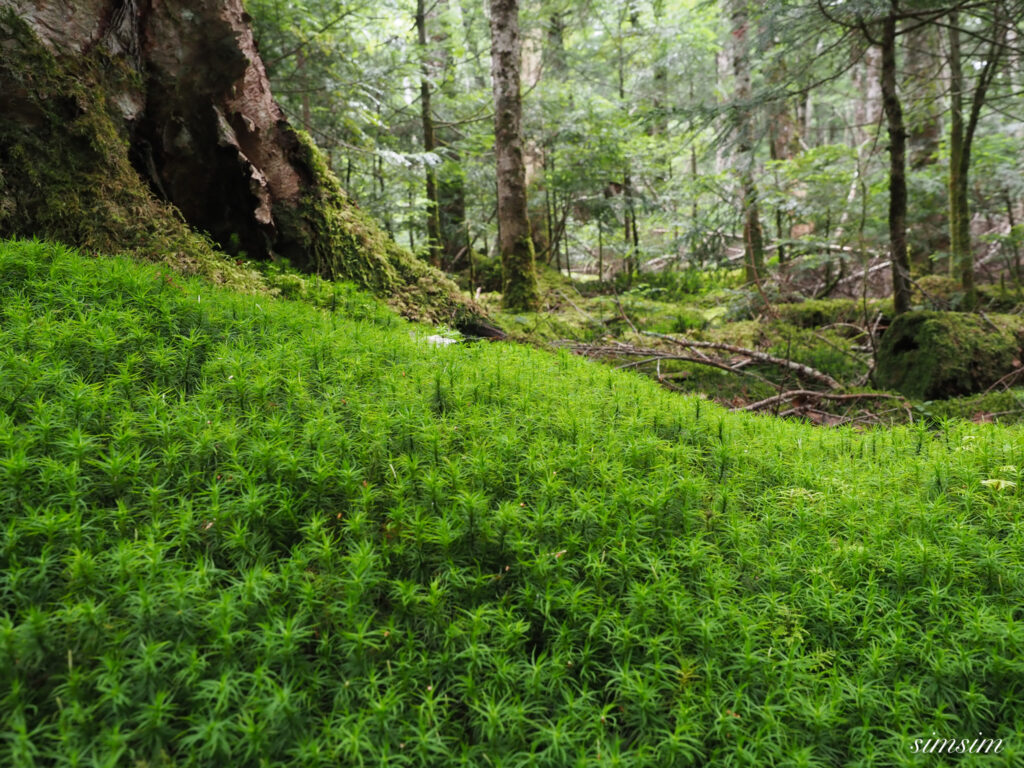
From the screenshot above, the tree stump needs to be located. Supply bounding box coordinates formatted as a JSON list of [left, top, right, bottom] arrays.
[[0, 1, 492, 330], [875, 311, 1024, 399]]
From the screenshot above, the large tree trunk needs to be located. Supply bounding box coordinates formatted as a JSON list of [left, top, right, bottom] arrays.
[[489, 0, 540, 311], [904, 25, 941, 170], [0, 0, 492, 331], [904, 24, 945, 270], [851, 43, 882, 145]]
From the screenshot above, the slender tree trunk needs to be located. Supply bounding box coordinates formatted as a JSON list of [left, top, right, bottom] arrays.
[[434, 0, 468, 270], [729, 0, 765, 284], [1006, 193, 1022, 289], [489, 0, 540, 311], [948, 12, 969, 295], [616, 14, 640, 284], [948, 9, 1005, 309], [520, 0, 548, 262], [767, 57, 797, 266], [624, 171, 638, 283], [416, 0, 442, 266], [880, 9, 911, 315]]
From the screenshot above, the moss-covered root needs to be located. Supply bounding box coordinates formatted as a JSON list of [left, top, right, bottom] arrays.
[[275, 128, 496, 332], [875, 311, 1024, 398]]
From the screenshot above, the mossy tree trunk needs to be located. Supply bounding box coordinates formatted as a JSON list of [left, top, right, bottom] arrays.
[[488, 0, 541, 312], [947, 9, 1005, 310], [0, 0, 493, 330], [879, 9, 912, 316]]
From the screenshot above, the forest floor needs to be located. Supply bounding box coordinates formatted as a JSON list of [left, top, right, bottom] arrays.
[[3, 238, 1024, 765], [480, 265, 1024, 428]]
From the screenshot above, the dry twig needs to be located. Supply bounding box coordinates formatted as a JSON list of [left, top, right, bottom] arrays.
[[738, 389, 908, 412]]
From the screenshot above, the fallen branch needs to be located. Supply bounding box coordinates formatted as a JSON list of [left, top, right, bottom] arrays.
[[738, 389, 909, 412], [553, 289, 602, 328], [565, 342, 778, 388], [984, 365, 1024, 394], [641, 331, 841, 389], [834, 258, 892, 289]]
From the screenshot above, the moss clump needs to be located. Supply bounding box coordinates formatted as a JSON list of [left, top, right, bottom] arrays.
[[875, 311, 1024, 399], [0, 11, 261, 291], [912, 274, 963, 308], [774, 298, 891, 329]]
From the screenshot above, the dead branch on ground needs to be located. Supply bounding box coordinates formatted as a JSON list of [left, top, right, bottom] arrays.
[[640, 331, 841, 388]]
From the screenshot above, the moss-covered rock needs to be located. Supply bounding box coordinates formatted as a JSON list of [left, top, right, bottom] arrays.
[[875, 311, 1024, 399]]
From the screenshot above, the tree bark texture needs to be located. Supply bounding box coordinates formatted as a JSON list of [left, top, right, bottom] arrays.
[[489, 0, 540, 311], [948, 9, 1005, 309], [416, 0, 443, 267], [0, 0, 490, 329], [880, 10, 911, 316], [728, 0, 765, 285]]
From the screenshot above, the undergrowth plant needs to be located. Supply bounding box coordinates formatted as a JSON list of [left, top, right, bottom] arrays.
[[2, 239, 1024, 766]]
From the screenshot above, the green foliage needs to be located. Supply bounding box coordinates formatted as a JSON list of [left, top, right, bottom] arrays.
[[278, 130, 487, 327], [3, 238, 1024, 764], [618, 267, 742, 303], [913, 388, 1024, 426]]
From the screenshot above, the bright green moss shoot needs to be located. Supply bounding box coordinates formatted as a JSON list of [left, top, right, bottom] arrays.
[[1, 239, 1024, 766]]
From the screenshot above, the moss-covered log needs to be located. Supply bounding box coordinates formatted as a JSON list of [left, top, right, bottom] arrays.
[[0, 1, 491, 329], [875, 311, 1024, 399]]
